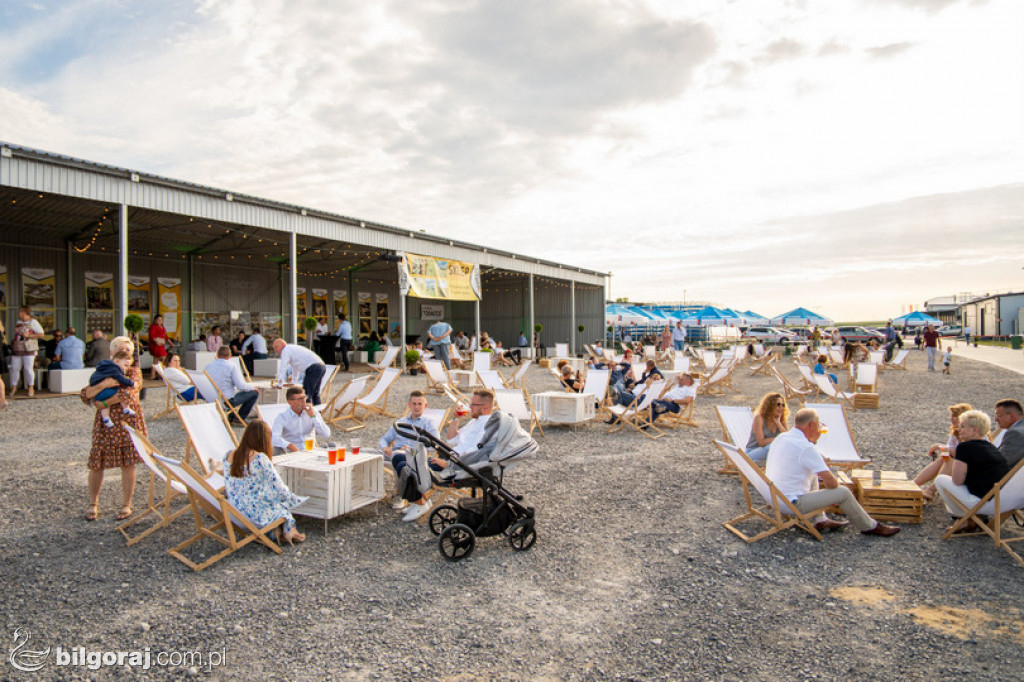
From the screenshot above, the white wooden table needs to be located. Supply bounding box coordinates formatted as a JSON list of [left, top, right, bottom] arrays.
[[274, 449, 384, 534], [252, 380, 287, 404], [449, 369, 479, 388], [253, 358, 281, 377], [533, 391, 595, 425]]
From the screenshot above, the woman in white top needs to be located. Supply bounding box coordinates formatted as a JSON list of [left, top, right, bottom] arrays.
[[161, 353, 196, 401], [10, 306, 44, 397]]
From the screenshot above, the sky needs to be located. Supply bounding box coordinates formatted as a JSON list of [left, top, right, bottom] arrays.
[[2, 0, 1022, 321]]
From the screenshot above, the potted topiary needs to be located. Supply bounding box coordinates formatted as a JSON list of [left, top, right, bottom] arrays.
[[577, 324, 585, 355], [405, 349, 421, 375], [303, 316, 318, 349]]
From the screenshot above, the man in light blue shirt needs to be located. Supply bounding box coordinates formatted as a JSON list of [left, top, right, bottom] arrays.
[[335, 314, 353, 371], [380, 390, 443, 520], [272, 387, 331, 453], [671, 321, 687, 352], [427, 318, 453, 369], [51, 327, 86, 370], [205, 346, 258, 422], [240, 326, 268, 376]]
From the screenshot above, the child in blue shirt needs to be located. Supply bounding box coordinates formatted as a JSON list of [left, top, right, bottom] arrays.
[[89, 350, 137, 427], [812, 354, 838, 384]]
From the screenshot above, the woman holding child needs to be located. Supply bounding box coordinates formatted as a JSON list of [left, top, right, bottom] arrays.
[[80, 335, 146, 522]]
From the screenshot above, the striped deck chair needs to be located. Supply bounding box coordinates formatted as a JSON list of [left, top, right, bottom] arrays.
[[714, 440, 827, 543], [153, 453, 284, 571]]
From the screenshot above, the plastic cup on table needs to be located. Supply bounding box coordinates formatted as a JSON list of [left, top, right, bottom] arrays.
[[338, 444, 346, 462], [327, 442, 338, 465], [304, 433, 315, 451], [350, 438, 360, 456]]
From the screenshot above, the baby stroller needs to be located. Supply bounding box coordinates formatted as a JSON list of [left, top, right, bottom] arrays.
[[394, 412, 538, 561]]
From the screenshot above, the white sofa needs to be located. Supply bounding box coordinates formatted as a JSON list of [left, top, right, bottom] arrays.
[[48, 368, 93, 394]]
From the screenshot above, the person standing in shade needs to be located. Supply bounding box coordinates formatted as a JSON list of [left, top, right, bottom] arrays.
[[335, 314, 353, 372], [51, 327, 86, 370], [923, 323, 940, 371], [240, 326, 268, 376], [427, 317, 453, 370], [273, 338, 327, 405]]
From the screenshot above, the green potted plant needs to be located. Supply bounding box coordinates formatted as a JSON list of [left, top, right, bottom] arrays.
[[404, 349, 421, 375], [123, 314, 146, 396], [577, 324, 585, 354], [303, 316, 318, 349]]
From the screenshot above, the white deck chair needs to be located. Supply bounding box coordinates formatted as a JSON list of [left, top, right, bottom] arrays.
[[805, 403, 872, 470], [699, 349, 717, 371], [643, 344, 656, 361], [886, 349, 910, 370], [868, 350, 885, 367], [699, 358, 739, 396], [812, 374, 857, 411], [602, 349, 616, 363], [354, 367, 401, 419], [733, 345, 748, 362], [256, 403, 290, 427], [941, 458, 1024, 567], [231, 355, 253, 383], [796, 363, 821, 392], [580, 369, 610, 411], [152, 453, 283, 571], [493, 388, 543, 437], [116, 425, 191, 546], [472, 352, 492, 374], [606, 379, 666, 439], [672, 356, 690, 373], [318, 364, 338, 404], [772, 365, 813, 406], [188, 369, 245, 424], [751, 343, 766, 358], [322, 375, 370, 431], [827, 348, 845, 368], [423, 359, 456, 394], [152, 362, 201, 419], [555, 343, 570, 358], [714, 440, 827, 543], [176, 402, 239, 476], [507, 360, 532, 389], [477, 369, 505, 392], [715, 405, 754, 474], [854, 362, 878, 393], [368, 346, 400, 374]]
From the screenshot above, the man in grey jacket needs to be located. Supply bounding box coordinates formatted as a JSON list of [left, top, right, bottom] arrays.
[[995, 399, 1024, 468], [84, 330, 110, 367]]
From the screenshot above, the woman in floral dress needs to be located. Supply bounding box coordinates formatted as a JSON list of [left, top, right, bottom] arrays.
[[224, 421, 307, 545], [80, 336, 147, 521]]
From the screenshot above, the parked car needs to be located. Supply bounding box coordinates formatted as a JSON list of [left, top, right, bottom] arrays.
[[939, 325, 963, 337], [746, 326, 799, 345], [835, 326, 885, 344]]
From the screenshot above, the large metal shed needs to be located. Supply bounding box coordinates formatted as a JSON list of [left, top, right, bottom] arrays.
[[0, 143, 606, 358]]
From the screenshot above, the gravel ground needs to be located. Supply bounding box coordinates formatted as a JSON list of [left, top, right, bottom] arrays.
[[2, 351, 1023, 680]]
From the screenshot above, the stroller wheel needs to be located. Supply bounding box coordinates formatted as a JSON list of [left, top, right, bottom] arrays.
[[507, 519, 537, 552], [428, 504, 459, 536], [439, 523, 476, 562]]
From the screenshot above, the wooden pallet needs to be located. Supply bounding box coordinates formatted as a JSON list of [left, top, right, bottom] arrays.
[[850, 469, 922, 523], [853, 393, 880, 409]]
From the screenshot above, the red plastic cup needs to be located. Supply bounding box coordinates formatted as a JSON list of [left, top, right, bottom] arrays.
[[327, 447, 338, 465]]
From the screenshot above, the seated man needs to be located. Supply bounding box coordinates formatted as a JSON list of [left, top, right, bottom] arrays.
[[766, 407, 900, 537], [651, 372, 697, 423], [934, 409, 1011, 533], [271, 387, 331, 454], [493, 341, 519, 366], [559, 364, 582, 392], [994, 399, 1024, 468], [187, 335, 207, 352], [51, 327, 86, 370], [206, 346, 259, 422], [611, 359, 662, 407], [378, 390, 441, 521], [240, 326, 269, 375], [84, 329, 110, 368]]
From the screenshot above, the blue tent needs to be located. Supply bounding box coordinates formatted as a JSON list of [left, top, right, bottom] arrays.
[[770, 307, 833, 326], [680, 305, 732, 326], [892, 311, 942, 327], [741, 310, 771, 325]]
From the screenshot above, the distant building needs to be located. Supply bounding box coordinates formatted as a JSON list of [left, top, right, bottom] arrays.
[[922, 295, 962, 325], [959, 292, 1024, 337]]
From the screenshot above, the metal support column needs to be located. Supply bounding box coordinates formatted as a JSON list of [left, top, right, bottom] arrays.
[[65, 240, 73, 329], [118, 203, 128, 335], [187, 254, 194, 343], [474, 300, 481, 347], [289, 231, 298, 344], [528, 274, 535, 359], [570, 280, 576, 356], [399, 293, 407, 371]]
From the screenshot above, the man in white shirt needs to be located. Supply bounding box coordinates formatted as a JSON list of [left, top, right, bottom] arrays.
[[205, 346, 258, 422], [437, 389, 498, 477], [766, 408, 900, 537], [240, 326, 268, 376], [335, 314, 353, 371], [272, 387, 331, 453], [651, 372, 697, 423], [273, 338, 327, 405]]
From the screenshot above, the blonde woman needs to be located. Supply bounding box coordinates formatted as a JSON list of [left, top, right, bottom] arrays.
[[913, 402, 973, 503], [745, 392, 789, 464]]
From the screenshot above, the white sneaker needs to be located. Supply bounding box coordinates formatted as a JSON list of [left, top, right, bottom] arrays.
[[402, 501, 432, 522], [392, 496, 408, 511]]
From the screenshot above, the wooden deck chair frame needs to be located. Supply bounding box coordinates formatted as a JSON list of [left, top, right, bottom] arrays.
[[476, 369, 505, 392], [580, 368, 610, 416], [606, 380, 666, 439], [493, 388, 544, 438], [715, 405, 755, 475], [152, 362, 201, 419], [714, 440, 827, 543], [232, 355, 253, 383], [368, 346, 400, 375], [187, 368, 245, 425], [152, 453, 283, 571], [423, 359, 456, 395], [201, 368, 248, 424], [811, 374, 857, 411], [317, 364, 339, 405], [886, 349, 910, 370], [805, 402, 872, 471], [749, 351, 777, 376], [699, 359, 740, 396], [506, 360, 531, 389], [657, 394, 697, 430], [853, 362, 878, 393], [321, 375, 370, 431], [354, 367, 401, 419], [117, 425, 192, 546], [795, 363, 821, 392], [827, 348, 846, 369], [698, 349, 717, 371], [941, 458, 1024, 567], [176, 402, 239, 475], [771, 365, 812, 406]]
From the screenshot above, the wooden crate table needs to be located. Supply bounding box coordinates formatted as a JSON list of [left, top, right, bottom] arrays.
[[533, 391, 595, 425], [273, 450, 384, 534], [449, 369, 479, 388], [853, 393, 880, 409], [850, 469, 922, 523], [252, 380, 287, 404]]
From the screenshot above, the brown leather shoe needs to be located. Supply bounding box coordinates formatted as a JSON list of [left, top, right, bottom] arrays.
[[946, 519, 980, 535], [815, 519, 850, 532], [861, 523, 900, 537]]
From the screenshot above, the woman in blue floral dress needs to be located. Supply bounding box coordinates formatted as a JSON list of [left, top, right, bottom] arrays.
[[224, 421, 308, 545]]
